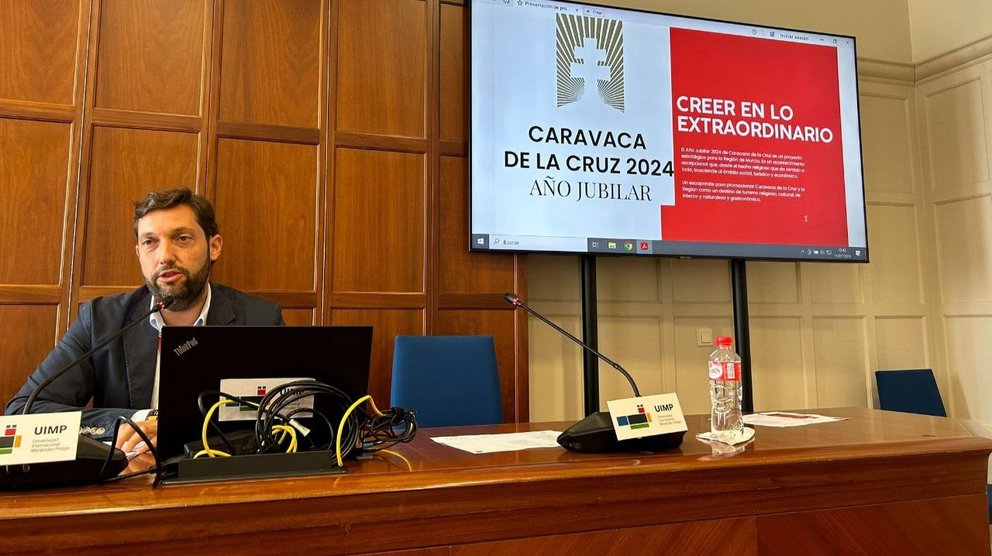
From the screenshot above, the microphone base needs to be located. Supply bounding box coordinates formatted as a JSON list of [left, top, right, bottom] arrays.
[[557, 411, 686, 453], [0, 435, 128, 490]]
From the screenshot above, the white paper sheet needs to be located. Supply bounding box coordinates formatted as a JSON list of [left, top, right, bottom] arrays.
[[743, 411, 846, 427], [431, 430, 563, 454]]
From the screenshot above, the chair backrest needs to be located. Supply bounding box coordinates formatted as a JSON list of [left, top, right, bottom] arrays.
[[390, 335, 503, 428], [874, 369, 946, 417]]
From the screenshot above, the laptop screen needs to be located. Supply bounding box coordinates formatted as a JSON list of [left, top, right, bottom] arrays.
[[157, 325, 373, 461]]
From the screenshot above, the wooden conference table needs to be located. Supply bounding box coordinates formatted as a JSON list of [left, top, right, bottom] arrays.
[[0, 408, 989, 555]]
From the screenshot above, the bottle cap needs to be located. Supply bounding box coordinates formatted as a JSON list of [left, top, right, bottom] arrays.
[[715, 336, 732, 348]]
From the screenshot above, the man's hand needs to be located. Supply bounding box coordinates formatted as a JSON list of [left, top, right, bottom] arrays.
[[115, 419, 158, 457], [123, 451, 158, 475]]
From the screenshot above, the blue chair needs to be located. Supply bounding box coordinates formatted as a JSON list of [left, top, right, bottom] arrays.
[[874, 369, 992, 522], [390, 335, 503, 428], [874, 369, 946, 417]]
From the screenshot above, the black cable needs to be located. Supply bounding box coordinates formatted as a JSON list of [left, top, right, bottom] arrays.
[[196, 390, 270, 454], [100, 415, 165, 485], [98, 384, 411, 484], [102, 465, 162, 483], [196, 389, 305, 455], [361, 407, 418, 452], [251, 380, 361, 460], [187, 380, 414, 466], [280, 406, 334, 451]]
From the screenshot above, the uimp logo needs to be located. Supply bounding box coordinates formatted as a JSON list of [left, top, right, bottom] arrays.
[[556, 14, 625, 112], [615, 404, 651, 430], [0, 425, 22, 455], [236, 385, 269, 412]]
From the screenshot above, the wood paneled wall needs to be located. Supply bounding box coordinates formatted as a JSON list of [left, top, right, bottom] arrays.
[[0, 0, 528, 422]]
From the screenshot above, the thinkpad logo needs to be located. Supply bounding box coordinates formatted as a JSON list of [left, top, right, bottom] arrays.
[[556, 14, 625, 112], [172, 337, 199, 357]]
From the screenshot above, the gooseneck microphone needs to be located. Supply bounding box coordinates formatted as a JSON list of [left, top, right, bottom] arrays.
[[2, 296, 173, 490], [22, 297, 174, 415], [503, 293, 640, 397], [504, 292, 685, 453]]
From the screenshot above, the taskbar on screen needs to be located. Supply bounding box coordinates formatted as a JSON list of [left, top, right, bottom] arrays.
[[470, 234, 868, 262]]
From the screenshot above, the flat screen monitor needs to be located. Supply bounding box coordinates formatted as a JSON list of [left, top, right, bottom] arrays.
[[470, 0, 868, 262]]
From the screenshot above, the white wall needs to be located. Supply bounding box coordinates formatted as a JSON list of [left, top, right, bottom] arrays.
[[908, 0, 992, 61], [610, 0, 913, 63], [916, 54, 992, 429]]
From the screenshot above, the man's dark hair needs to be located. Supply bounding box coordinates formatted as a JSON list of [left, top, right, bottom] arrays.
[[133, 187, 219, 239]]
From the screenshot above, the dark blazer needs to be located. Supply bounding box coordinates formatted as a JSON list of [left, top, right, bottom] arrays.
[[4, 283, 283, 438]]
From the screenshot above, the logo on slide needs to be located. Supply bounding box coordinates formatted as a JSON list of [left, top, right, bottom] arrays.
[[555, 14, 625, 112], [0, 425, 22, 455]]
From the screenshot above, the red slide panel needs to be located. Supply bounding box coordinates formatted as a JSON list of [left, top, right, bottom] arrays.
[[661, 28, 848, 246]]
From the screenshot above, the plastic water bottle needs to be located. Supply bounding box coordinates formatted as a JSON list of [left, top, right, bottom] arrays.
[[708, 336, 743, 440]]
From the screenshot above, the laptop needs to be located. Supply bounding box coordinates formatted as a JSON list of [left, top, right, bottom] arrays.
[[157, 325, 373, 463]]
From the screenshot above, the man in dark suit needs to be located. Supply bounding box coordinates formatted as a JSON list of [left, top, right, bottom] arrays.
[[5, 188, 283, 458]]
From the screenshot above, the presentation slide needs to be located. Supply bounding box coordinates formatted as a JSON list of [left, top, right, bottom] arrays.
[[662, 28, 847, 246], [471, 0, 867, 261]]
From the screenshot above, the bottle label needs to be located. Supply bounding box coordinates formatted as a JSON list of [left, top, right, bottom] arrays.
[[708, 361, 741, 381]]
